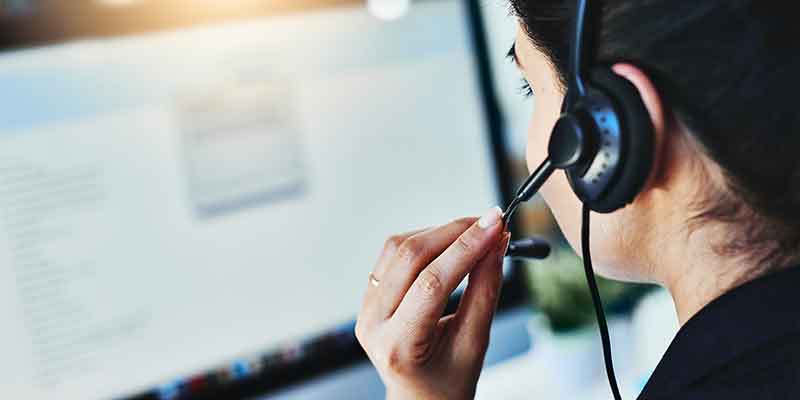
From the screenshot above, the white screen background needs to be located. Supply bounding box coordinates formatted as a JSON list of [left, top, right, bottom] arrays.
[[0, 2, 500, 398]]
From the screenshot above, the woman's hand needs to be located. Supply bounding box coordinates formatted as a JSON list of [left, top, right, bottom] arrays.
[[355, 207, 510, 400]]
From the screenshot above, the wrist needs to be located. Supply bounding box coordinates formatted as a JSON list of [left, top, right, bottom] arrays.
[[385, 385, 473, 400], [386, 387, 428, 400], [386, 385, 442, 400]]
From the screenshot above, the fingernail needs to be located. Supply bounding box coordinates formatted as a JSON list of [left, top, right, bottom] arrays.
[[478, 206, 503, 229]]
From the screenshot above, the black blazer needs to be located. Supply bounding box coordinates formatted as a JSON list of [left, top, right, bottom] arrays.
[[638, 266, 800, 399]]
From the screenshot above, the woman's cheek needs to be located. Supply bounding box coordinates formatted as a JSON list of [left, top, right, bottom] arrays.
[[525, 103, 557, 173], [525, 88, 565, 201], [525, 93, 583, 253]]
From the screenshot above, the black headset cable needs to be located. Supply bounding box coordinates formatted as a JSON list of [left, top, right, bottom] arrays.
[[582, 204, 623, 400]]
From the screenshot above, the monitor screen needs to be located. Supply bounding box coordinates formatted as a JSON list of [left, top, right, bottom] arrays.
[[0, 1, 509, 399]]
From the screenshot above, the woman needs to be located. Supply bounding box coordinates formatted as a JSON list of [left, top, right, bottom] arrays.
[[355, 1, 800, 399]]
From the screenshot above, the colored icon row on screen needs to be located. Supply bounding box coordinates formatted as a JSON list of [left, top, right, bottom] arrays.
[[150, 321, 357, 400]]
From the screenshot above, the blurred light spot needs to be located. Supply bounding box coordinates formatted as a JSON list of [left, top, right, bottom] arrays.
[[94, 0, 145, 7], [367, 0, 411, 21]]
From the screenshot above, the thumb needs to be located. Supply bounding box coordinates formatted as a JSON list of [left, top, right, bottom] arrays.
[[451, 232, 509, 355]]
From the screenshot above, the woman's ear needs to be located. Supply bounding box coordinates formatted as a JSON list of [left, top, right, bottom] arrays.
[[611, 63, 669, 189]]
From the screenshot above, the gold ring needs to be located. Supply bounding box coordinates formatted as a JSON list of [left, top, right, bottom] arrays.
[[369, 272, 381, 287]]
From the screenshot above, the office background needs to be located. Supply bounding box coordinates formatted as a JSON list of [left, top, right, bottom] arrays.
[[0, 1, 679, 399]]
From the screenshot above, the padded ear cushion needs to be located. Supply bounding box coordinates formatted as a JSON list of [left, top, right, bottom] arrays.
[[585, 67, 655, 212]]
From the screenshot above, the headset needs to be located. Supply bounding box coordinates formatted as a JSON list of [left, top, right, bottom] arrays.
[[502, 0, 656, 398]]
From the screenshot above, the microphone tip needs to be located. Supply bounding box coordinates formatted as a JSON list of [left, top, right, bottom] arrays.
[[505, 237, 551, 260]]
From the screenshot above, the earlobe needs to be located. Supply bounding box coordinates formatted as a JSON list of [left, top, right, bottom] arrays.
[[611, 63, 668, 190]]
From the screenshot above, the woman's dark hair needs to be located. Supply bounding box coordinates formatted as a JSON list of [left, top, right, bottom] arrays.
[[509, 0, 800, 272]]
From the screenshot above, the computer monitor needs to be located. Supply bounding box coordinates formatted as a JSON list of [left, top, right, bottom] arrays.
[[0, 1, 526, 399]]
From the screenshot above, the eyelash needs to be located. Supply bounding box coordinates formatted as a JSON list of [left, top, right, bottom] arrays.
[[519, 78, 534, 98], [507, 43, 534, 98]]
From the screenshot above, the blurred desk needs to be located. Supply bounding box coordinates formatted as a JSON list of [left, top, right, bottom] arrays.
[[476, 289, 677, 400]]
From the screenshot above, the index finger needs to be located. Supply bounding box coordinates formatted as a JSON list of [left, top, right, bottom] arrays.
[[391, 207, 505, 340]]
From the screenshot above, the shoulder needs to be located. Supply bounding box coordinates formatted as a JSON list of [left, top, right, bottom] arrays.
[[653, 333, 800, 400], [639, 266, 800, 400]]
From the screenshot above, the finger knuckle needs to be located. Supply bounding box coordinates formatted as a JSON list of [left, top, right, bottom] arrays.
[[384, 342, 429, 374], [405, 338, 434, 365], [397, 237, 425, 262], [383, 235, 405, 256], [417, 267, 445, 300], [454, 233, 476, 253], [385, 344, 407, 373]]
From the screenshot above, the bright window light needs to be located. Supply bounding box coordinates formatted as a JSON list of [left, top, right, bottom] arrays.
[[367, 0, 411, 21]]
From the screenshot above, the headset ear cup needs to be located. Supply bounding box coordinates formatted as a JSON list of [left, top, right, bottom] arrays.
[[585, 67, 655, 212]]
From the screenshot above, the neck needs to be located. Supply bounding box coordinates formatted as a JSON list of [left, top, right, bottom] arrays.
[[655, 225, 754, 326], [640, 132, 761, 325], [665, 267, 735, 326]]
